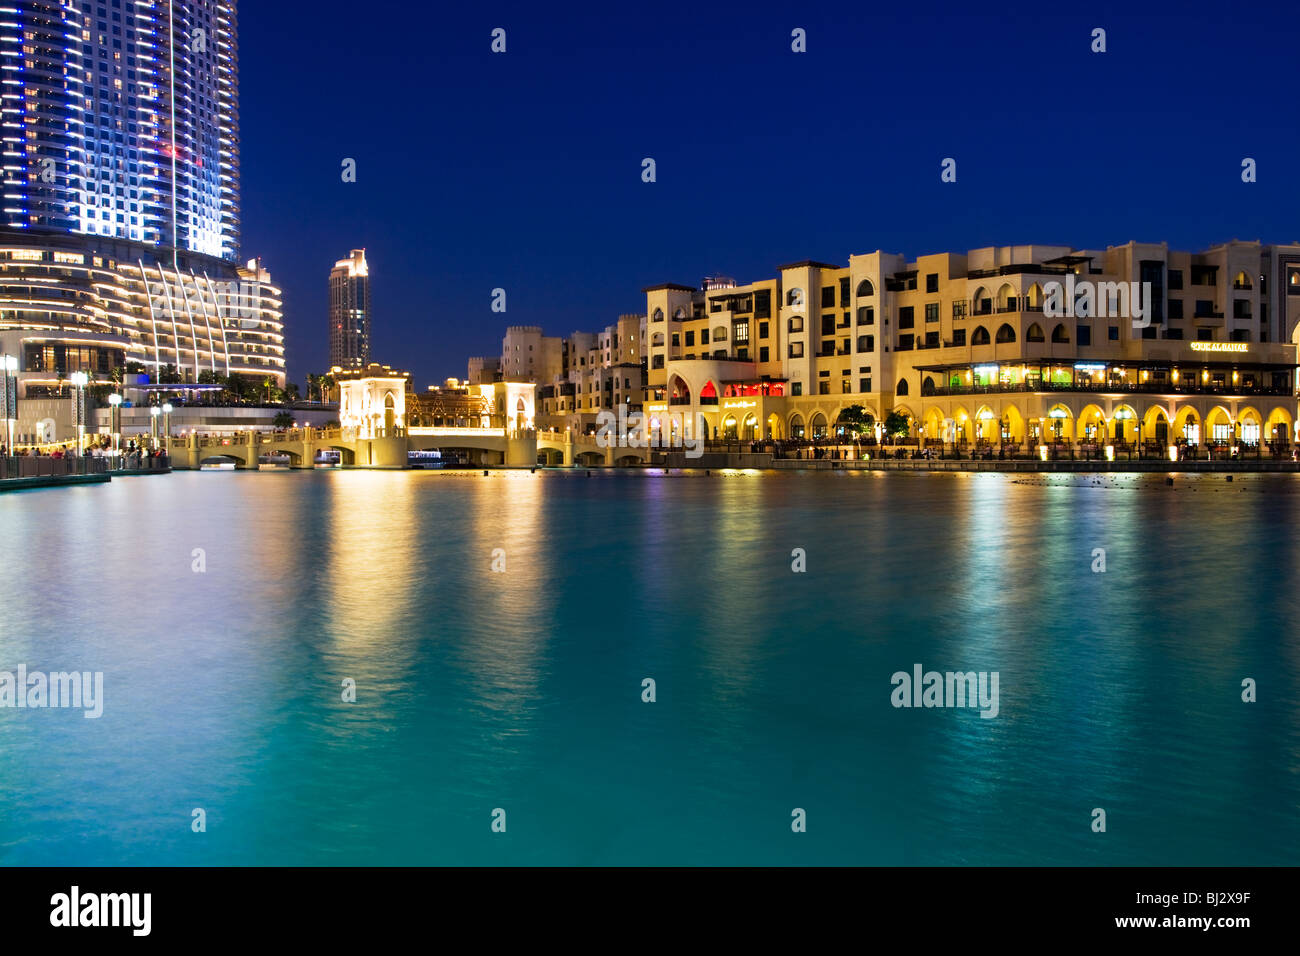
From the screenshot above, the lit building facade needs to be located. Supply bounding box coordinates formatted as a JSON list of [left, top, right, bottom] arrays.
[[644, 241, 1300, 453], [329, 249, 371, 370], [2, 0, 241, 259], [0, 0, 286, 413], [496, 316, 646, 433]]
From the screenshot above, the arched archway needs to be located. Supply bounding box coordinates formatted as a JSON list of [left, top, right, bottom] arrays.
[[1026, 322, 1045, 342], [995, 323, 1016, 343], [1143, 406, 1171, 447], [973, 405, 996, 443], [1265, 407, 1293, 447], [789, 413, 805, 439], [896, 377, 909, 397], [810, 412, 828, 439], [1002, 403, 1025, 446], [1047, 403, 1073, 442], [767, 413, 783, 440], [1173, 406, 1201, 445], [971, 325, 990, 346], [1206, 405, 1233, 446], [1237, 407, 1262, 447], [1077, 404, 1106, 444], [741, 413, 758, 440], [1111, 404, 1138, 444], [384, 392, 397, 434], [669, 375, 691, 403], [1051, 323, 1069, 343], [722, 414, 738, 440], [856, 278, 874, 297], [996, 282, 1017, 312]]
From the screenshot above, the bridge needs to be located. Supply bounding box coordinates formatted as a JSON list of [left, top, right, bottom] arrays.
[[165, 426, 652, 470]]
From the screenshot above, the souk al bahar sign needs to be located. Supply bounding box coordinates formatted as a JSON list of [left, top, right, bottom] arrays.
[[1189, 342, 1249, 353]]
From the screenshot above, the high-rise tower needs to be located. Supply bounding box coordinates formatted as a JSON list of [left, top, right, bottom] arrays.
[[1, 0, 241, 261], [0, 1, 284, 392], [329, 249, 370, 370]]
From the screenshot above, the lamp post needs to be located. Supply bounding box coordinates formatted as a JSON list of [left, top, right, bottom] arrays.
[[162, 402, 173, 449], [1, 353, 16, 454], [108, 393, 122, 454], [69, 370, 88, 454], [150, 405, 160, 452]]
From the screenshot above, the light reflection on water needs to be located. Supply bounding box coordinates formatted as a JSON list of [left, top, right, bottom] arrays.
[[0, 468, 1297, 865]]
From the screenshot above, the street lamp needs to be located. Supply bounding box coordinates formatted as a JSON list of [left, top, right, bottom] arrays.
[[108, 393, 122, 454], [162, 402, 173, 447], [150, 405, 160, 452], [0, 354, 16, 454], [69, 370, 88, 453]]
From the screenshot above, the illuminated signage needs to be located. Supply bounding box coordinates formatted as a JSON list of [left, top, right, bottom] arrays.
[[1073, 363, 1107, 372], [1189, 342, 1248, 353], [645, 403, 668, 412], [722, 400, 757, 409], [973, 364, 998, 376]]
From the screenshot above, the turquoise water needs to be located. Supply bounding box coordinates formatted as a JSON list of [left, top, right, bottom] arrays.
[[1, 468, 1297, 865]]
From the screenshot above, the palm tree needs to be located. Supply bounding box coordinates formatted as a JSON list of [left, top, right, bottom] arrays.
[[262, 375, 274, 404], [322, 374, 335, 404], [306, 373, 320, 404]]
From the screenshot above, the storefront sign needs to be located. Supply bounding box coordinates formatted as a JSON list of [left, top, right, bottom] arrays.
[[722, 400, 757, 410], [1189, 342, 1248, 353]]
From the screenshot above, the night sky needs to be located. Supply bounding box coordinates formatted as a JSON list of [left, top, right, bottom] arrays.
[[237, 0, 1300, 385]]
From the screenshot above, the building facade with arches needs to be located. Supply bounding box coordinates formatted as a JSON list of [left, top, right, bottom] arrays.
[[642, 240, 1300, 453]]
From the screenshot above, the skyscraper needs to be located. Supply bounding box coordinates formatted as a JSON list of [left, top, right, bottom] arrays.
[[2, 0, 240, 260], [0, 0, 285, 393], [329, 249, 370, 370]]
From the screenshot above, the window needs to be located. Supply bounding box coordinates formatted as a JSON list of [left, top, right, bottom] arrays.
[[857, 306, 874, 325], [821, 314, 835, 335], [925, 303, 939, 322], [971, 326, 990, 345], [822, 287, 836, 308], [759, 346, 769, 362], [788, 315, 804, 332], [1194, 300, 1214, 318], [671, 333, 680, 347], [685, 331, 694, 346], [859, 377, 872, 392], [1168, 298, 1184, 319], [995, 323, 1016, 343], [898, 307, 915, 329], [897, 334, 914, 351], [1233, 299, 1252, 319], [789, 342, 804, 358], [791, 381, 802, 396], [1168, 269, 1183, 291], [652, 308, 664, 322], [1191, 265, 1218, 286], [758, 321, 769, 338], [926, 273, 938, 293], [1050, 324, 1069, 344], [1076, 324, 1091, 346], [952, 300, 968, 318], [1108, 325, 1119, 340], [818, 381, 830, 395], [896, 378, 909, 396], [652, 355, 664, 369], [701, 329, 710, 345], [1230, 328, 1250, 342], [857, 335, 874, 352], [1026, 323, 1044, 342], [755, 289, 771, 318], [856, 279, 874, 297], [733, 322, 749, 343], [1164, 327, 1184, 340], [839, 277, 850, 307], [952, 329, 966, 346]]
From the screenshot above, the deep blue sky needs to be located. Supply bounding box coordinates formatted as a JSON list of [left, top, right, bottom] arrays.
[[238, 0, 1300, 385]]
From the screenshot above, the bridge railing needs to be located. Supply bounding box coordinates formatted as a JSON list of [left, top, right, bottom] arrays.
[[1, 456, 110, 479]]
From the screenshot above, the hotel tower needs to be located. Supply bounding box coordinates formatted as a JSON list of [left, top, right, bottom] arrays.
[[0, 0, 285, 399], [329, 249, 370, 371]]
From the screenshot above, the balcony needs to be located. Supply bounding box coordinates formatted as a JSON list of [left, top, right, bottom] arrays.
[[919, 380, 1292, 398]]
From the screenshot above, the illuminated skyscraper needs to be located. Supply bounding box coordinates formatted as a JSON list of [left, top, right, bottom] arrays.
[[1, 0, 240, 260], [0, 1, 285, 392], [329, 249, 370, 370]]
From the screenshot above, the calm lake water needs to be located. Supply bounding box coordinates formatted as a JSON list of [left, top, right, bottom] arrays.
[[1, 468, 1298, 866]]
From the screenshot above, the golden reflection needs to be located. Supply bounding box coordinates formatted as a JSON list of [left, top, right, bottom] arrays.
[[325, 471, 422, 647]]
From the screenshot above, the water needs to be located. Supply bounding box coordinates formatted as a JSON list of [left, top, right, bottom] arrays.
[[1, 468, 1297, 866]]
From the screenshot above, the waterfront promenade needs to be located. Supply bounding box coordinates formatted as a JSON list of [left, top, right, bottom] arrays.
[[0, 455, 170, 492]]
